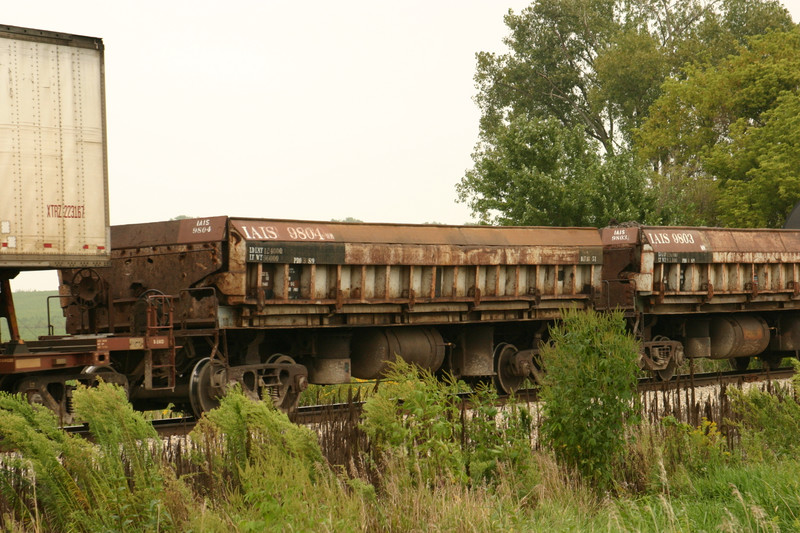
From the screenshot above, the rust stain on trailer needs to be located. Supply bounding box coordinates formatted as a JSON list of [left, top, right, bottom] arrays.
[[343, 243, 601, 266], [230, 218, 602, 247], [643, 226, 800, 255]]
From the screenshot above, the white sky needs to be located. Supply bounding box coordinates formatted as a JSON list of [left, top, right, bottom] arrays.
[[8, 0, 800, 291]]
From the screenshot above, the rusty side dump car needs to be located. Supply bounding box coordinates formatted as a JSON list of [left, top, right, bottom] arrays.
[[60, 216, 603, 414], [603, 225, 800, 378]]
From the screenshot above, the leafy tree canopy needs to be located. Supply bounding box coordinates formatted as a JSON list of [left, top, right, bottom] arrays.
[[460, 0, 794, 227], [637, 27, 800, 227], [457, 116, 658, 226]]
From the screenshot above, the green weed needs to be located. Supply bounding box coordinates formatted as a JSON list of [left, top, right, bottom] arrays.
[[0, 382, 190, 531], [359, 359, 536, 489], [728, 384, 800, 461], [187, 386, 364, 531], [539, 309, 641, 490]]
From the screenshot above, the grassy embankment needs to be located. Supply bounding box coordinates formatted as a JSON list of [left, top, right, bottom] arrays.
[[2, 290, 64, 341], [0, 362, 798, 531], [1, 309, 799, 531]]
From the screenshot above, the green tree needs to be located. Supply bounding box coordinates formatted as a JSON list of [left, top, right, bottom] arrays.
[[475, 0, 790, 155], [461, 0, 793, 227], [714, 93, 800, 227], [457, 116, 659, 226], [637, 28, 800, 227]]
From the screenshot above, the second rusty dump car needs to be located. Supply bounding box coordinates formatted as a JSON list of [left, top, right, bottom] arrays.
[[604, 225, 800, 377], [61, 216, 602, 414]]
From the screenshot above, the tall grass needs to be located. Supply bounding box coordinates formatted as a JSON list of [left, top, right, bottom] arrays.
[[360, 359, 536, 488], [185, 385, 364, 532], [1, 290, 64, 341], [0, 383, 188, 531], [1, 343, 800, 530]]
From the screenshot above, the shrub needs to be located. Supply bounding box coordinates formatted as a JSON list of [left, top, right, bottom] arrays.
[[0, 382, 186, 532], [539, 309, 641, 490], [360, 359, 535, 488], [727, 383, 800, 461], [660, 416, 731, 477], [188, 386, 363, 531], [360, 360, 468, 485], [190, 384, 325, 492]]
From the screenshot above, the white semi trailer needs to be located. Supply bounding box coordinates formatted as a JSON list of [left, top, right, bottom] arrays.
[[0, 25, 126, 420], [0, 24, 109, 268], [0, 24, 109, 346]]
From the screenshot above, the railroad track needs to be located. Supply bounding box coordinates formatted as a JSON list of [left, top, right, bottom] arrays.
[[63, 367, 795, 437], [65, 416, 197, 439], [291, 366, 797, 425], [638, 366, 795, 391], [290, 366, 796, 425]]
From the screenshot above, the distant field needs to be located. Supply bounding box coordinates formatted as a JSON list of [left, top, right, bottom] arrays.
[[3, 290, 65, 341]]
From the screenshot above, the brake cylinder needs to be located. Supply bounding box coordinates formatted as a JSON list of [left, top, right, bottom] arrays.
[[350, 327, 445, 379], [710, 315, 769, 359]]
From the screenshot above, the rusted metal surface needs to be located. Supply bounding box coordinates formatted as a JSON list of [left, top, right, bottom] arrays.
[[709, 315, 770, 359], [230, 218, 601, 246], [642, 226, 800, 262], [0, 349, 109, 373], [111, 217, 228, 248], [599, 225, 800, 372], [232, 219, 602, 318], [114, 217, 602, 250], [51, 216, 608, 399], [601, 227, 639, 246], [597, 246, 636, 310], [606, 226, 800, 310], [0, 277, 21, 342], [60, 244, 224, 335], [63, 217, 605, 335], [350, 327, 445, 379], [771, 314, 800, 351], [451, 326, 495, 376]]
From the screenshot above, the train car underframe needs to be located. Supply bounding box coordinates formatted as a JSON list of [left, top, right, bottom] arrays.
[[637, 310, 800, 379], [123, 316, 556, 417]]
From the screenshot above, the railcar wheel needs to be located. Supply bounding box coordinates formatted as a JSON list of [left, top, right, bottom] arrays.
[[189, 358, 220, 417], [656, 359, 677, 381], [266, 353, 295, 366], [494, 343, 524, 395], [761, 355, 783, 370], [82, 365, 129, 395], [730, 357, 750, 371]]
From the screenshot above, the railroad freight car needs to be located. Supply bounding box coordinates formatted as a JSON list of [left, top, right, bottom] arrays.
[[59, 216, 603, 415], [603, 225, 800, 378]]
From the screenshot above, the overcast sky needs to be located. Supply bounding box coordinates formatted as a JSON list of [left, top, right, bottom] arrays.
[[7, 0, 800, 290]]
